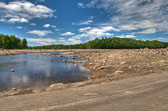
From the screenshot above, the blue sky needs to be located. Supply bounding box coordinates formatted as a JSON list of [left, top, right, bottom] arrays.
[[0, 0, 168, 46]]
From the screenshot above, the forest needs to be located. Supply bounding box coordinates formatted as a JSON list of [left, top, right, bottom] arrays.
[[0, 34, 27, 49], [30, 37, 168, 49], [1, 34, 168, 49]]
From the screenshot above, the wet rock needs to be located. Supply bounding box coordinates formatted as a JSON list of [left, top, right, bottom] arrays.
[[11, 69, 15, 72], [62, 59, 67, 63], [73, 56, 78, 59], [71, 61, 76, 63], [38, 76, 42, 78], [74, 64, 78, 67]]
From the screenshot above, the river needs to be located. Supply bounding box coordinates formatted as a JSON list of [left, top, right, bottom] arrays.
[[0, 52, 92, 92]]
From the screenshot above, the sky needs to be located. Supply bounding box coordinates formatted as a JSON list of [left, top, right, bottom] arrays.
[[0, 0, 168, 46]]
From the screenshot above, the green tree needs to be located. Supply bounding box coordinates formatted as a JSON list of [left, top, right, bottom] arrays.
[[0, 34, 28, 49], [21, 38, 27, 49]]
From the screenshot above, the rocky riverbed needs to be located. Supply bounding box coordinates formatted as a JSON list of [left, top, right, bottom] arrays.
[[0, 49, 100, 56], [0, 48, 168, 97], [80, 48, 168, 80], [0, 49, 71, 56]]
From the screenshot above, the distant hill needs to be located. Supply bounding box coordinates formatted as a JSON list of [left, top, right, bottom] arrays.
[[0, 34, 27, 49], [30, 37, 168, 49]]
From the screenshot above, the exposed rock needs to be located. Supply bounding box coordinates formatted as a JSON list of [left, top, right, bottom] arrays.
[[88, 76, 94, 80], [97, 66, 107, 69], [120, 62, 126, 65], [10, 88, 17, 91], [62, 59, 67, 63], [106, 74, 114, 77], [11, 69, 15, 72], [74, 64, 78, 67], [160, 60, 166, 63], [49, 83, 64, 88], [115, 71, 124, 74], [73, 56, 78, 59], [48, 83, 66, 90], [60, 52, 75, 55], [83, 92, 99, 96]]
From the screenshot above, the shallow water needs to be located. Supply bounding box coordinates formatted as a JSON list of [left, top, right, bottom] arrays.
[[0, 52, 92, 92]]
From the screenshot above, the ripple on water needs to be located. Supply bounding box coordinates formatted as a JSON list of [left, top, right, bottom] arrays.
[[0, 52, 92, 92]]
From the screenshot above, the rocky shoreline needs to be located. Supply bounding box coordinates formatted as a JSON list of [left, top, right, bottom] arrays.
[[80, 49, 168, 79], [0, 49, 71, 56], [0, 48, 168, 97], [0, 49, 101, 56]]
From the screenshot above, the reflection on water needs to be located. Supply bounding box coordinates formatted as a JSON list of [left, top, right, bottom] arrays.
[[0, 52, 92, 92]]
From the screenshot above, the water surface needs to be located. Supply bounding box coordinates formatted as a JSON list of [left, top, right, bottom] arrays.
[[0, 52, 92, 92]]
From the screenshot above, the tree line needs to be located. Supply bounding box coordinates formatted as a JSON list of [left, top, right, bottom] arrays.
[[0, 34, 27, 49], [0, 34, 167, 49], [30, 37, 168, 49]]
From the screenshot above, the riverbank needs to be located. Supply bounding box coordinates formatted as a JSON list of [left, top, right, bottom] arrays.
[[1, 71, 168, 111], [0, 48, 168, 97], [0, 49, 101, 56], [80, 48, 168, 79]]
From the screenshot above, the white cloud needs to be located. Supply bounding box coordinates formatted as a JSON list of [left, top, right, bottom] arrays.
[[28, 30, 52, 36], [30, 23, 36, 26], [43, 24, 50, 28], [73, 20, 93, 25], [60, 32, 75, 36], [27, 37, 82, 45], [27, 38, 56, 45], [89, 16, 94, 19], [67, 38, 82, 44], [37, 0, 45, 2], [51, 25, 56, 28], [17, 26, 23, 29], [119, 20, 157, 31], [8, 18, 29, 23], [153, 37, 168, 42], [55, 29, 60, 32], [43, 24, 56, 28], [59, 37, 64, 40], [57, 38, 82, 45], [119, 25, 138, 31], [72, 26, 115, 41], [87, 0, 168, 32], [137, 28, 157, 34], [117, 34, 136, 38], [0, 19, 6, 22], [101, 26, 120, 32], [78, 2, 85, 8], [79, 27, 91, 32], [0, 1, 54, 23], [80, 20, 93, 25]]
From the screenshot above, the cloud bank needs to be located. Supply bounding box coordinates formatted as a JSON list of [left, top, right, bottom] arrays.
[[0, 1, 54, 23], [28, 30, 52, 36], [87, 0, 168, 32]]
